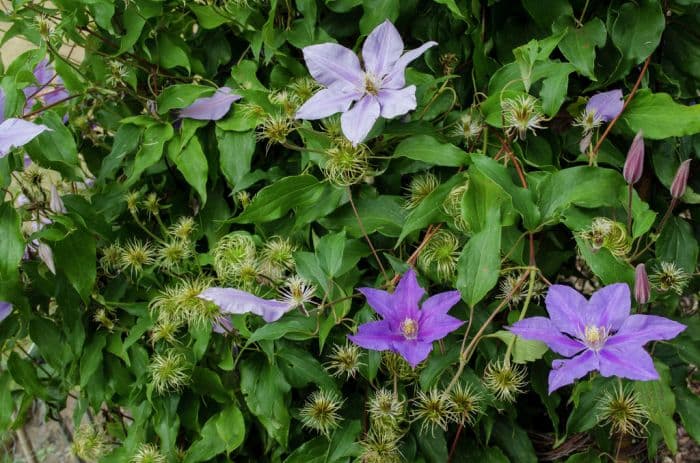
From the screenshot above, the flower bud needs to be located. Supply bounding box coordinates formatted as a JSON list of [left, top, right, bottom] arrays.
[[670, 159, 692, 199], [623, 131, 644, 184], [634, 263, 650, 304]]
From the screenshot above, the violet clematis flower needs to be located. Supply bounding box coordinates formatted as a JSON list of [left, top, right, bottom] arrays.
[[0, 302, 12, 323], [198, 287, 295, 324], [348, 268, 463, 368], [0, 118, 50, 158], [295, 20, 437, 145], [586, 89, 624, 124], [179, 87, 242, 121], [508, 284, 685, 394]]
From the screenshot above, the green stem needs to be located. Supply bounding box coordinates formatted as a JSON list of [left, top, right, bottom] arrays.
[[504, 270, 536, 364]]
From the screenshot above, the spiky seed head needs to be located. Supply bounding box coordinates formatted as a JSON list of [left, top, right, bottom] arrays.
[[381, 352, 419, 380], [93, 308, 117, 332], [149, 276, 216, 327], [235, 191, 251, 209], [257, 113, 294, 147], [418, 229, 461, 283], [300, 390, 344, 437], [119, 240, 155, 276], [368, 388, 405, 433], [149, 350, 190, 394], [580, 217, 631, 257], [150, 319, 181, 345], [131, 443, 167, 463], [260, 236, 296, 280], [359, 429, 403, 463], [442, 182, 470, 232], [411, 389, 457, 435], [497, 272, 546, 307], [141, 192, 160, 216], [322, 140, 370, 186], [449, 111, 483, 143], [269, 89, 301, 115], [279, 275, 316, 310], [71, 424, 109, 462], [125, 191, 140, 214], [157, 239, 193, 272], [238, 102, 266, 121], [448, 383, 484, 425], [573, 108, 604, 134], [501, 95, 545, 140], [169, 217, 196, 240], [404, 173, 440, 209], [597, 384, 649, 437], [289, 77, 321, 102], [326, 343, 363, 380], [649, 261, 689, 295], [100, 243, 122, 275], [321, 115, 343, 140], [213, 232, 257, 282], [482, 360, 527, 403], [439, 52, 459, 75]]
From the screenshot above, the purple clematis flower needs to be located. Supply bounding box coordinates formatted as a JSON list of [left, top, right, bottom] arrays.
[[348, 268, 463, 368], [198, 287, 295, 324], [179, 87, 242, 121], [295, 20, 437, 145], [0, 118, 50, 158], [508, 284, 685, 394], [586, 89, 623, 124], [24, 59, 69, 110], [0, 302, 12, 323]]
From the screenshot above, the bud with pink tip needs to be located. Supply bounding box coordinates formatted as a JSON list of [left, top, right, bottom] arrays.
[[623, 131, 644, 184], [634, 263, 650, 304], [670, 159, 692, 199]]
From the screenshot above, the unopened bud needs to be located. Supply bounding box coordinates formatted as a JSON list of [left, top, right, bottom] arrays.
[[623, 131, 644, 184], [670, 159, 692, 199], [634, 263, 650, 304]]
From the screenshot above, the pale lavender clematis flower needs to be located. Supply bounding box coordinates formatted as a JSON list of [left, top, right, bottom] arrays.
[[0, 302, 12, 323], [179, 87, 242, 121], [0, 118, 51, 158], [198, 287, 295, 324], [49, 183, 66, 214], [295, 20, 437, 145], [586, 89, 624, 124], [24, 59, 69, 110], [348, 268, 463, 368], [508, 284, 685, 394]]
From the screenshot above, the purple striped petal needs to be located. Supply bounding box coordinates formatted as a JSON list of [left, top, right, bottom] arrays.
[[598, 346, 659, 381], [198, 287, 293, 323], [340, 95, 380, 145], [420, 290, 461, 317], [179, 87, 241, 121], [392, 268, 425, 316], [0, 302, 12, 323], [606, 315, 686, 348], [362, 20, 404, 77], [302, 43, 364, 88], [392, 340, 433, 368], [586, 283, 630, 331], [418, 314, 463, 343], [586, 89, 623, 123], [509, 317, 586, 357], [377, 86, 417, 119], [0, 118, 51, 157], [349, 320, 401, 351], [382, 41, 437, 89], [548, 350, 598, 394], [295, 86, 360, 120], [545, 285, 587, 337]]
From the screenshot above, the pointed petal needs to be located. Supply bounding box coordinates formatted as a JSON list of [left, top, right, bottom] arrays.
[[37, 242, 56, 274], [212, 315, 233, 334], [302, 43, 364, 88], [340, 95, 380, 145], [0, 302, 12, 323], [587, 283, 630, 330], [545, 285, 587, 336], [295, 87, 359, 120], [548, 350, 598, 394], [598, 346, 659, 381], [377, 86, 417, 119], [33, 59, 54, 85], [362, 20, 404, 76], [605, 315, 686, 348], [349, 320, 400, 351], [49, 184, 66, 214], [198, 287, 292, 323], [418, 314, 463, 343], [420, 290, 461, 317], [357, 287, 395, 319], [42, 87, 70, 106], [393, 268, 425, 316], [179, 87, 241, 120], [586, 89, 623, 123], [382, 41, 437, 89], [392, 340, 433, 368], [509, 317, 586, 357], [0, 118, 51, 157]]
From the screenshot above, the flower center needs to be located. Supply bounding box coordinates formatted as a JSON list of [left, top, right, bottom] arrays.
[[400, 318, 419, 340], [583, 325, 608, 350], [364, 73, 380, 96]]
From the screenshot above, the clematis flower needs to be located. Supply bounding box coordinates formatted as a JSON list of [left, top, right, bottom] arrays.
[[295, 20, 437, 145], [24, 59, 69, 111], [0, 118, 51, 158], [179, 87, 242, 121], [198, 287, 297, 324], [348, 268, 463, 368], [670, 159, 692, 199], [586, 89, 623, 124], [0, 302, 12, 323], [508, 284, 685, 394]]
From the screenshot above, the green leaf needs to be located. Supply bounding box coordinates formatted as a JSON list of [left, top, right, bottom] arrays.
[[489, 330, 549, 364], [326, 420, 362, 462], [656, 217, 699, 273], [127, 123, 174, 186], [234, 175, 324, 223], [619, 90, 700, 139], [189, 4, 230, 29], [540, 62, 574, 116], [276, 345, 337, 392], [25, 111, 79, 177], [320, 194, 406, 238], [394, 135, 469, 167], [246, 315, 316, 345], [0, 202, 25, 282], [359, 0, 399, 34], [316, 230, 346, 278], [80, 333, 106, 388], [283, 438, 327, 463], [8, 352, 47, 400], [557, 18, 607, 80], [462, 168, 507, 233], [216, 129, 256, 186], [157, 34, 191, 71], [53, 228, 96, 302], [566, 377, 610, 435], [168, 136, 208, 204], [184, 405, 245, 462], [157, 85, 215, 114], [98, 124, 143, 181], [675, 385, 700, 444], [29, 317, 70, 370], [610, 1, 664, 65], [634, 362, 677, 453], [573, 236, 634, 287], [492, 417, 538, 463]]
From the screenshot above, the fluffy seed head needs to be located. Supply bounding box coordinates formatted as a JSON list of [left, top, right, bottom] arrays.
[[573, 108, 604, 133], [119, 240, 155, 276], [131, 443, 166, 463], [149, 350, 190, 394], [448, 383, 484, 425], [260, 236, 296, 280], [580, 217, 631, 257], [482, 360, 527, 403], [411, 389, 457, 435], [71, 424, 109, 462], [325, 343, 363, 380], [213, 233, 257, 282], [279, 275, 316, 310], [649, 261, 689, 295], [322, 140, 370, 186], [418, 229, 461, 283], [497, 272, 545, 307], [257, 113, 294, 147], [359, 429, 402, 463], [368, 388, 405, 432], [149, 276, 217, 327], [289, 77, 321, 102], [450, 111, 483, 143], [442, 181, 470, 232], [157, 239, 193, 272], [597, 384, 649, 437], [381, 352, 419, 380], [125, 191, 140, 214], [501, 95, 545, 140], [93, 308, 117, 332], [99, 243, 122, 275], [169, 217, 196, 240], [141, 192, 160, 216], [300, 390, 344, 437], [405, 173, 440, 209], [150, 319, 181, 345]]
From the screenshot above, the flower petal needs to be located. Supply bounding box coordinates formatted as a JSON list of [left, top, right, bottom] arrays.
[[598, 346, 659, 381], [0, 118, 51, 158], [545, 285, 587, 337], [420, 290, 461, 317], [586, 89, 623, 123], [377, 86, 417, 119], [587, 283, 630, 330], [509, 317, 586, 357], [37, 242, 56, 274], [382, 41, 437, 89], [357, 287, 395, 319], [548, 350, 598, 394], [295, 87, 359, 120], [349, 320, 400, 351], [605, 314, 686, 348], [392, 340, 433, 368], [340, 95, 380, 145], [302, 43, 364, 88], [418, 314, 463, 343], [0, 302, 12, 323], [179, 87, 241, 121], [393, 268, 425, 316], [198, 287, 293, 323], [212, 315, 233, 334], [362, 20, 404, 77]]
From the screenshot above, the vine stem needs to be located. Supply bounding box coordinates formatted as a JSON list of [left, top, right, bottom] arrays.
[[447, 422, 464, 463], [347, 187, 389, 284], [626, 183, 634, 237], [389, 224, 443, 287]]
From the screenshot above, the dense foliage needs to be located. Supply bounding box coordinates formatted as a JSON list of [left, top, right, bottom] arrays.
[[0, 0, 699, 461]]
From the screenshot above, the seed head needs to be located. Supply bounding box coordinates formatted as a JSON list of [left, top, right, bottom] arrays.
[[125, 191, 140, 214], [439, 52, 459, 75], [150, 319, 181, 345], [411, 389, 456, 435], [257, 113, 294, 147], [449, 111, 483, 144], [325, 343, 363, 380], [260, 236, 296, 280], [442, 182, 470, 232], [322, 140, 370, 186], [368, 388, 405, 433], [502, 95, 545, 140], [649, 261, 689, 295], [573, 108, 604, 134], [300, 390, 344, 437], [213, 233, 257, 283], [381, 351, 419, 380], [235, 191, 251, 209], [597, 384, 649, 437], [321, 115, 343, 141], [149, 276, 217, 327], [93, 308, 117, 332], [157, 239, 193, 272], [169, 217, 196, 240], [418, 230, 461, 283], [100, 243, 122, 276], [289, 77, 320, 102], [359, 429, 403, 463], [580, 217, 631, 257], [119, 239, 156, 276], [482, 360, 527, 403], [131, 443, 166, 463], [149, 350, 190, 394], [404, 173, 439, 209], [497, 272, 546, 307], [269, 89, 301, 115], [279, 275, 316, 310], [448, 383, 484, 425], [71, 424, 109, 462]]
